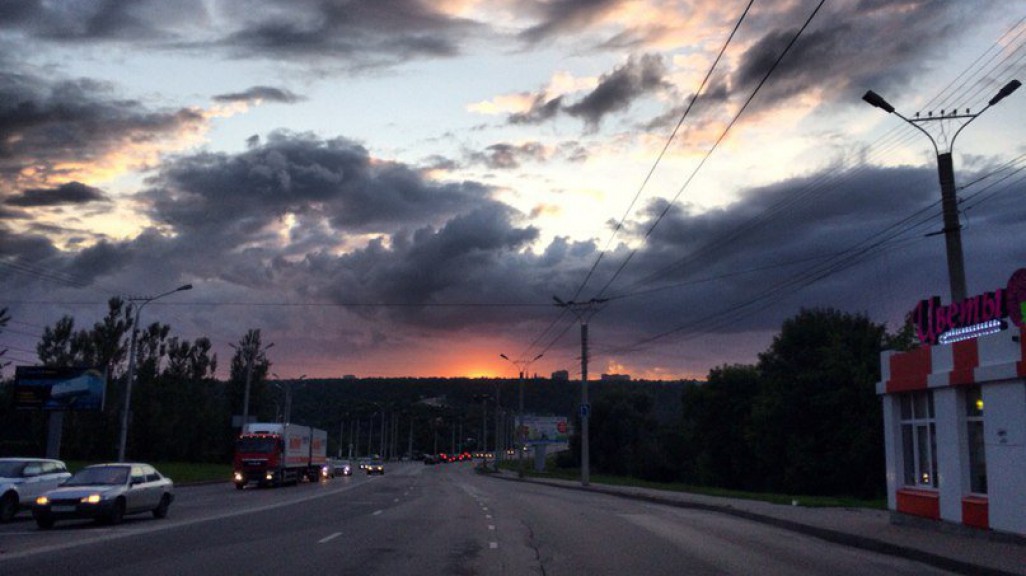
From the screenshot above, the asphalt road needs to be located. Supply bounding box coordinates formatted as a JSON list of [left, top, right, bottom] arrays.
[[0, 461, 958, 575]]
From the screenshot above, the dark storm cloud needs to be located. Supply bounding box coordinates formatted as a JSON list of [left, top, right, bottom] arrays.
[[0, 1, 478, 70], [596, 161, 1026, 341], [212, 86, 303, 105], [0, 0, 206, 42], [6, 182, 110, 207], [468, 142, 549, 170], [141, 131, 498, 255], [509, 95, 564, 125], [465, 140, 588, 170], [565, 54, 670, 127], [518, 0, 622, 44], [215, 0, 482, 68], [0, 69, 207, 193], [509, 54, 670, 128], [319, 203, 542, 313], [728, 1, 989, 111]]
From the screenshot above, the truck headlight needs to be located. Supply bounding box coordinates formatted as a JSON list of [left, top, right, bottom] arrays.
[[233, 472, 244, 482], [265, 471, 274, 481]]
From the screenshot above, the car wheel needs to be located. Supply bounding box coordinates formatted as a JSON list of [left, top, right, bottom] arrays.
[[152, 494, 171, 519], [0, 492, 18, 523], [35, 513, 55, 530], [107, 498, 126, 525]]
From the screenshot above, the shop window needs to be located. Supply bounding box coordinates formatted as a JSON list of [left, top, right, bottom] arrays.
[[965, 386, 987, 494], [900, 391, 937, 488]]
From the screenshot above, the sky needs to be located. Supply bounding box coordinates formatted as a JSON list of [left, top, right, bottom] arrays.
[[2, 0, 1026, 381]]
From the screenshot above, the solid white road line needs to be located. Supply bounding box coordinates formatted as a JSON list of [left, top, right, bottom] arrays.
[[319, 532, 342, 544]]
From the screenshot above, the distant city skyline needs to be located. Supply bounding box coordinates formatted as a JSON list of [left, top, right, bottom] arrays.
[[2, 1, 1025, 380]]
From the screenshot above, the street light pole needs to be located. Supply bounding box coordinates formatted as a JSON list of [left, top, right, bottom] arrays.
[[500, 352, 543, 477], [117, 283, 192, 462], [862, 80, 1021, 303], [553, 296, 607, 487]]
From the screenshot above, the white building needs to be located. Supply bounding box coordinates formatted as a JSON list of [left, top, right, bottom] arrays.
[[877, 325, 1026, 537]]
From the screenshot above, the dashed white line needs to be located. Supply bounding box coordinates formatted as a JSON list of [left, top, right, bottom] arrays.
[[489, 542, 499, 549], [319, 532, 343, 544], [488, 525, 495, 531], [373, 510, 383, 516]]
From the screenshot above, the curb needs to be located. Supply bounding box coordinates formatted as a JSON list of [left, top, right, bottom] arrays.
[[490, 474, 1021, 576]]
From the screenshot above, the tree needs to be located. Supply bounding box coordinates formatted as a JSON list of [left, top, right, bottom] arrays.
[[749, 308, 886, 498], [680, 364, 760, 490], [229, 329, 274, 423], [0, 307, 10, 378], [590, 386, 665, 479]]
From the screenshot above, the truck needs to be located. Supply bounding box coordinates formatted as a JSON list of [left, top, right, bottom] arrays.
[[232, 423, 328, 489]]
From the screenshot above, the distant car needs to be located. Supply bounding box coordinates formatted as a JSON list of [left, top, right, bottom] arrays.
[[423, 455, 438, 465], [32, 463, 173, 529], [329, 459, 352, 477], [357, 458, 372, 471], [366, 460, 385, 475], [0, 458, 72, 522]]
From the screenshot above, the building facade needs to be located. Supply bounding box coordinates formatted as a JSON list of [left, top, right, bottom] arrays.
[[877, 327, 1026, 537]]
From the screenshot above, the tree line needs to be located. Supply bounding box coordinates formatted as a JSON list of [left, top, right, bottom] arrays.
[[568, 307, 910, 499], [1, 302, 902, 499]]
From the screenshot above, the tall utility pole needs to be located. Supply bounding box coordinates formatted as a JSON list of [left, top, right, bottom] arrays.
[[553, 296, 607, 487], [232, 337, 273, 430], [500, 352, 543, 477], [862, 80, 1021, 303], [118, 283, 192, 462]]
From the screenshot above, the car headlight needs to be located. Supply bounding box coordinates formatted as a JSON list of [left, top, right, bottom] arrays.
[[36, 496, 49, 506], [233, 472, 244, 482], [81, 494, 102, 504]]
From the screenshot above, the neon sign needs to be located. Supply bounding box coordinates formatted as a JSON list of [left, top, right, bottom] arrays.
[[912, 268, 1026, 346]]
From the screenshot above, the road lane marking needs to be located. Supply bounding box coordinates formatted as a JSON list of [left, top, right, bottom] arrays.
[[393, 498, 399, 503], [0, 476, 379, 562], [373, 510, 383, 516], [319, 532, 342, 544], [488, 525, 495, 530], [490, 542, 498, 549]]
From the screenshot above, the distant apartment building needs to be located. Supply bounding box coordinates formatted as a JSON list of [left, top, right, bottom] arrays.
[[551, 370, 570, 381], [600, 373, 631, 381]]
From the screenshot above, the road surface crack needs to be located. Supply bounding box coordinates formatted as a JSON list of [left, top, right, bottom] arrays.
[[521, 520, 548, 576]]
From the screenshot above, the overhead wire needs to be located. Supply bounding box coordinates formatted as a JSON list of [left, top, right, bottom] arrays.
[[517, 0, 760, 367]]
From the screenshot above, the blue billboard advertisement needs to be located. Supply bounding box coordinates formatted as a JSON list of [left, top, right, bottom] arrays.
[[13, 366, 107, 411]]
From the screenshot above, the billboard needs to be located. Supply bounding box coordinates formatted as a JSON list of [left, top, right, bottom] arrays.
[[518, 416, 569, 445], [13, 366, 107, 411]]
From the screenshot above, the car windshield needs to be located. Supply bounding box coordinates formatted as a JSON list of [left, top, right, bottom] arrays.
[[0, 461, 27, 477], [65, 466, 129, 486]]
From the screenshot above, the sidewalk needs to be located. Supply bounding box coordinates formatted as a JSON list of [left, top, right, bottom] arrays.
[[491, 471, 1026, 576]]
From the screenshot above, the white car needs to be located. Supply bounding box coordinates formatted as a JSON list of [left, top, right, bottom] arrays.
[[0, 458, 72, 522], [33, 463, 174, 528]]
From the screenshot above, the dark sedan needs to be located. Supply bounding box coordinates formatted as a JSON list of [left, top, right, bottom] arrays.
[[33, 463, 174, 529]]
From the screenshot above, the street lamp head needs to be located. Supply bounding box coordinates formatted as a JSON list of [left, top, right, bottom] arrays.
[[176, 284, 193, 292], [500, 353, 510, 360], [862, 90, 895, 113], [989, 79, 1021, 106]]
